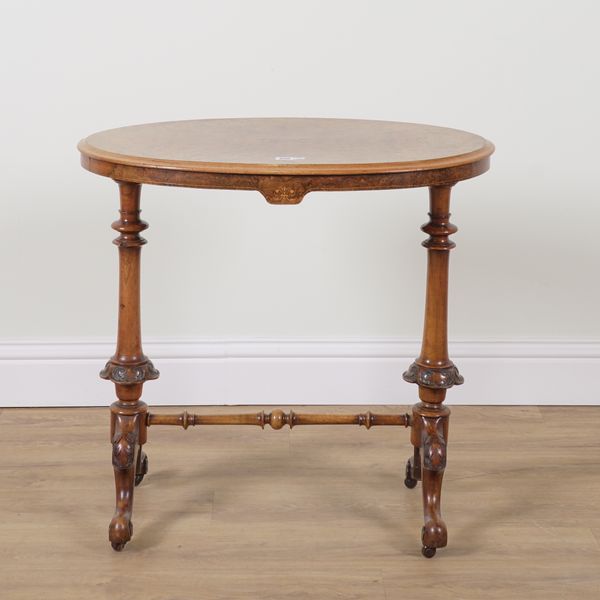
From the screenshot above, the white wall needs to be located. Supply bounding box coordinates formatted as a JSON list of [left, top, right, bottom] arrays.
[[0, 1, 598, 405]]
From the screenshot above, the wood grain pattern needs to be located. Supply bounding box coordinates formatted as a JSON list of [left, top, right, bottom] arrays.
[[102, 182, 155, 550], [78, 120, 494, 554], [147, 409, 410, 429], [0, 406, 599, 600], [80, 156, 492, 204], [401, 186, 461, 556], [78, 119, 493, 204], [78, 118, 494, 175]]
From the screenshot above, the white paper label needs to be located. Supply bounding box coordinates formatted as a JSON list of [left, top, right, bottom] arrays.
[[275, 156, 306, 161]]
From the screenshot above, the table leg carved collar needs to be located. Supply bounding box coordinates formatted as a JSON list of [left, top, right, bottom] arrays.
[[78, 118, 493, 557]]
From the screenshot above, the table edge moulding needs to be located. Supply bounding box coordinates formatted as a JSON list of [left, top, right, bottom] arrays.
[[77, 117, 494, 558]]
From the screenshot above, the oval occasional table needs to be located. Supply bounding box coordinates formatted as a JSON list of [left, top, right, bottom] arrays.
[[78, 118, 494, 557]]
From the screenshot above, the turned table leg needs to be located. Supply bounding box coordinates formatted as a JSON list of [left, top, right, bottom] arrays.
[[101, 181, 158, 551], [403, 185, 463, 558]]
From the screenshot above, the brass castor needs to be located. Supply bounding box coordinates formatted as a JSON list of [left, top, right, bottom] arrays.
[[404, 459, 417, 489], [422, 546, 437, 558], [135, 453, 148, 487]]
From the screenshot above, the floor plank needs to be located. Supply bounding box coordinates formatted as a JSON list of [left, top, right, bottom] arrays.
[[0, 405, 598, 599]]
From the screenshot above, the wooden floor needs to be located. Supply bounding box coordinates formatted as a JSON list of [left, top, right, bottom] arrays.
[[0, 405, 599, 599]]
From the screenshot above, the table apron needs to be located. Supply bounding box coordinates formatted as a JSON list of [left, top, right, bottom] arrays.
[[81, 155, 490, 204]]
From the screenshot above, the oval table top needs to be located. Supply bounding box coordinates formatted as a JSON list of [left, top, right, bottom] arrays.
[[78, 118, 493, 204]]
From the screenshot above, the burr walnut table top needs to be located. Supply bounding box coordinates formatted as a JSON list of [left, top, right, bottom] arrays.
[[78, 118, 493, 204], [78, 118, 493, 175]]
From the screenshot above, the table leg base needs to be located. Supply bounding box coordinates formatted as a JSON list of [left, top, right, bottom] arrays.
[[109, 401, 147, 552], [410, 403, 450, 555], [112, 404, 451, 557]]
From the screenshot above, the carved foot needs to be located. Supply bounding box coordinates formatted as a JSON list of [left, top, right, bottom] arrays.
[[109, 408, 143, 551], [421, 447, 448, 553], [421, 507, 447, 549], [135, 449, 148, 487], [413, 406, 449, 556], [404, 447, 421, 489], [109, 515, 133, 551], [404, 458, 418, 489]]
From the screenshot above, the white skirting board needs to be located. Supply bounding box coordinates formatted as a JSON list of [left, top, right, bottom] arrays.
[[0, 339, 598, 407]]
